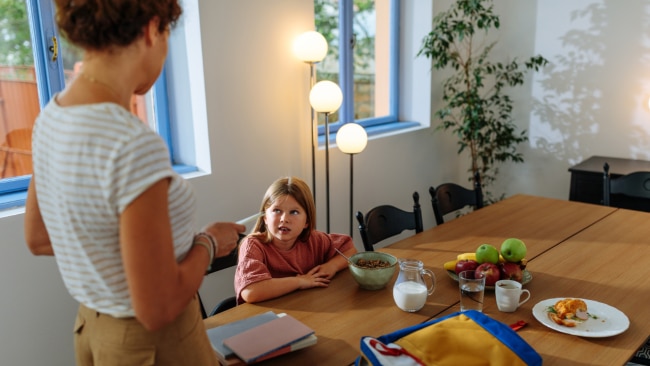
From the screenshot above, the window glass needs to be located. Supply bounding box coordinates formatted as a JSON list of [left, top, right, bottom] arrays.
[[315, 0, 341, 124], [315, 0, 394, 127], [0, 0, 178, 209], [0, 0, 37, 179]]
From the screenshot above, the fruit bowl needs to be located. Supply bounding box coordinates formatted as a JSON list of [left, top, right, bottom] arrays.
[[446, 269, 532, 290], [348, 252, 398, 290]]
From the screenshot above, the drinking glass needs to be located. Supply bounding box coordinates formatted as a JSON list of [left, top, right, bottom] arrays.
[[459, 270, 486, 312]]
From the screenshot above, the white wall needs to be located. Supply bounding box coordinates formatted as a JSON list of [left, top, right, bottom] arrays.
[[2, 1, 647, 364], [496, 0, 650, 200]]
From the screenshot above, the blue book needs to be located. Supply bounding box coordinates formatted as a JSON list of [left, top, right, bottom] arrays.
[[223, 314, 315, 363], [207, 311, 279, 361]]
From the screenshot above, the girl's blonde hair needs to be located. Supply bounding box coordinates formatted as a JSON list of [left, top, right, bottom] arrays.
[[253, 177, 316, 243]]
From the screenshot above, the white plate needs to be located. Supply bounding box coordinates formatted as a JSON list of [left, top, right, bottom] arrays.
[[532, 298, 630, 337]]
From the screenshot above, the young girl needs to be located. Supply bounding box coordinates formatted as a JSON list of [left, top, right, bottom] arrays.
[[235, 177, 357, 303]]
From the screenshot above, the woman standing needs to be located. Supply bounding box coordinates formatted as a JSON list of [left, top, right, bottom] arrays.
[[23, 1, 243, 364]]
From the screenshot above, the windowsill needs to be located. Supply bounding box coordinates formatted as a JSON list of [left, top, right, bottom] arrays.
[[318, 120, 423, 146]]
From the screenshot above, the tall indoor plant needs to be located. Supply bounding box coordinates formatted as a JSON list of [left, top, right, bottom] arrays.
[[418, 0, 547, 203]]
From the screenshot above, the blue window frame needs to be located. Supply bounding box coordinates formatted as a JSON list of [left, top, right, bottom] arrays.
[[317, 0, 418, 143], [0, 0, 181, 210]]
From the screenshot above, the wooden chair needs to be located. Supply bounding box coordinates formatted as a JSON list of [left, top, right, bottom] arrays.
[[430, 172, 483, 225], [603, 162, 650, 209], [355, 192, 423, 252], [198, 234, 242, 318]]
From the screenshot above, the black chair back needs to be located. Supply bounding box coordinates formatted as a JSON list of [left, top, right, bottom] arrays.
[[356, 192, 423, 252], [430, 172, 483, 225], [603, 162, 650, 207]]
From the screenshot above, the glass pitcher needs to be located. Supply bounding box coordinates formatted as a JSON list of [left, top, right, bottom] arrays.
[[392, 259, 436, 312]]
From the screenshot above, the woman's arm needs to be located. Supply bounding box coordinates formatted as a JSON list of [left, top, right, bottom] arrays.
[[24, 178, 53, 256], [120, 178, 243, 331]]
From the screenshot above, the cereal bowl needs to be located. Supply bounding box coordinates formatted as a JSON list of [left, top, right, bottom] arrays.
[[348, 252, 398, 290]]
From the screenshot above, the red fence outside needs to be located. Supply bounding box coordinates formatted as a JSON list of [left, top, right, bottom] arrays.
[[0, 66, 38, 178]]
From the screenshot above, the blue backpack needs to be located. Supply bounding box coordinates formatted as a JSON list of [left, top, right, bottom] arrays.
[[356, 310, 541, 366]]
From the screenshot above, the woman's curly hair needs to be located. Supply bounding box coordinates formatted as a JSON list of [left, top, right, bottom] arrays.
[[54, 0, 182, 51]]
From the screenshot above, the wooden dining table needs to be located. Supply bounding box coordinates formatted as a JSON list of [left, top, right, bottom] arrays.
[[436, 206, 650, 365], [204, 195, 649, 365]]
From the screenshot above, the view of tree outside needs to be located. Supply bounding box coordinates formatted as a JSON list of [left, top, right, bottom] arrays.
[[314, 0, 378, 123], [0, 0, 37, 178], [0, 0, 33, 80]]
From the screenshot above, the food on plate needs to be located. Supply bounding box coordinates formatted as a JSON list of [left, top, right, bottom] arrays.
[[500, 238, 527, 262], [547, 298, 591, 327], [445, 241, 531, 285], [476, 244, 500, 264]]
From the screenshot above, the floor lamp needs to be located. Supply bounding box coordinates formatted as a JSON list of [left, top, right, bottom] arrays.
[[293, 31, 328, 204], [309, 80, 342, 233], [336, 123, 368, 237]]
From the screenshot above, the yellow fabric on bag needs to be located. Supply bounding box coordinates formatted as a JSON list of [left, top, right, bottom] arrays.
[[394, 314, 526, 366]]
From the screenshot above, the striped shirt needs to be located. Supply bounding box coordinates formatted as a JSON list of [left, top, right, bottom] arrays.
[[32, 98, 196, 317]]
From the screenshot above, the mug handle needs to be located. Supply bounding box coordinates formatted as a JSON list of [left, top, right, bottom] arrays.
[[519, 289, 531, 306], [421, 269, 436, 295]]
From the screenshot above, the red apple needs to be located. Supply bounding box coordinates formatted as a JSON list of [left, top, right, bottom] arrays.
[[500, 262, 523, 282], [455, 259, 479, 275], [475, 263, 500, 286]]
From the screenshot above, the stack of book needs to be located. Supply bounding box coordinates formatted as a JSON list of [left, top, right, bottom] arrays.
[[207, 311, 317, 365]]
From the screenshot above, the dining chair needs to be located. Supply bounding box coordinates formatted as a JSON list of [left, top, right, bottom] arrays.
[[430, 172, 483, 225], [603, 162, 650, 208], [198, 234, 242, 319], [355, 192, 423, 252]]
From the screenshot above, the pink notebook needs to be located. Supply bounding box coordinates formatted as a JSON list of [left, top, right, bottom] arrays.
[[223, 315, 315, 363]]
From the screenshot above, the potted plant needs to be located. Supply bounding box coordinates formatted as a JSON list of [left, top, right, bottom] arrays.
[[418, 0, 547, 203]]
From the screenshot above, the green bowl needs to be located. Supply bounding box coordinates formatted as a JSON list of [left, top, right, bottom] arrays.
[[348, 252, 398, 290]]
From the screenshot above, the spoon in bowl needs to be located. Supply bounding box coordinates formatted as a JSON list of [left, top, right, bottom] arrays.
[[334, 248, 352, 264]]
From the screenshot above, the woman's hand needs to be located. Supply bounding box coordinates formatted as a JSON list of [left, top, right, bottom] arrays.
[[201, 222, 246, 258]]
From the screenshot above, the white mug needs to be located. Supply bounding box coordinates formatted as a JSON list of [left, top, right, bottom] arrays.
[[495, 280, 531, 312]]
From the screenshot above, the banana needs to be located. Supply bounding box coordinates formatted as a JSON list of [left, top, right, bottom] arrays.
[[457, 252, 477, 261], [446, 252, 478, 271], [443, 260, 457, 271]]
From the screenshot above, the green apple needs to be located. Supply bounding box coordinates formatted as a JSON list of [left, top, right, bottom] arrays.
[[500, 238, 527, 262], [475, 244, 499, 264]]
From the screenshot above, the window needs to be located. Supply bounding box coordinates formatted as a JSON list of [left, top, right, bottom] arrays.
[[0, 0, 182, 210], [315, 0, 418, 140]]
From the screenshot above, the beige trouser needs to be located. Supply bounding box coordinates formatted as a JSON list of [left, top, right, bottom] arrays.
[[74, 295, 218, 366]]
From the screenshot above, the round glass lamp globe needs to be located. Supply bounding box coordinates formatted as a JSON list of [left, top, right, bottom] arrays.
[[309, 81, 343, 113], [293, 31, 328, 62], [336, 123, 368, 154]]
